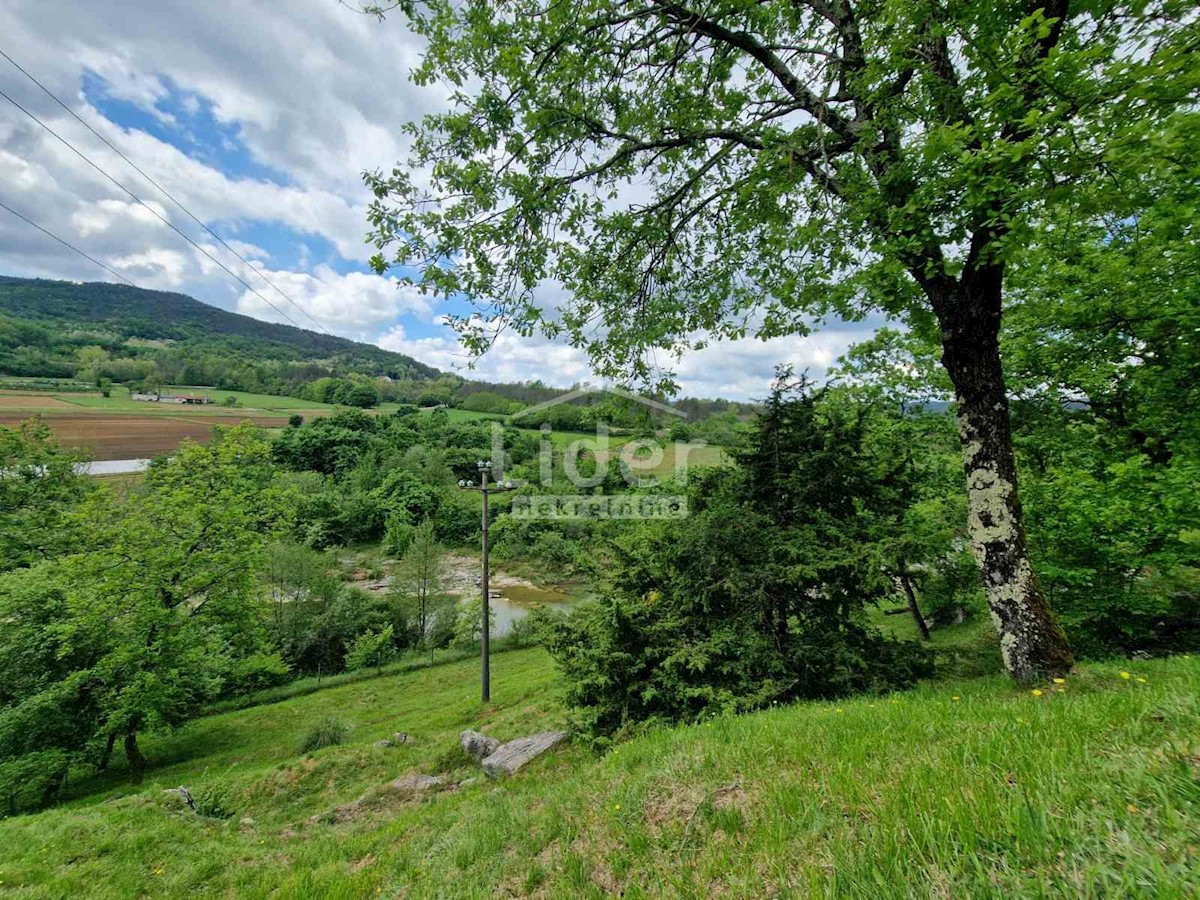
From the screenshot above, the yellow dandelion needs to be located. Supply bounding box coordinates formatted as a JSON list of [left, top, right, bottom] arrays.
[[1052, 677, 1066, 684], [1031, 689, 1044, 697], [1136, 677, 1148, 684], [614, 803, 621, 811], [951, 696, 961, 702], [1120, 671, 1131, 680], [835, 708, 844, 714], [1055, 687, 1066, 693]]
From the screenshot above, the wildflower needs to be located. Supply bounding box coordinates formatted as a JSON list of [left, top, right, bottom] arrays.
[[1052, 678, 1066, 685], [1126, 803, 1139, 814], [613, 803, 621, 811], [1031, 689, 1044, 697], [1055, 687, 1066, 693], [951, 696, 961, 702], [1136, 677, 1148, 684], [835, 708, 844, 714], [1120, 671, 1131, 680]]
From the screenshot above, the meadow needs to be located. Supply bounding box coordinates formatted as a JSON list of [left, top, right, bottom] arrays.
[[0, 643, 1194, 898]]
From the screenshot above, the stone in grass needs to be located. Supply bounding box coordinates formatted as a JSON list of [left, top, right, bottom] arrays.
[[375, 732, 410, 748], [460, 729, 501, 763], [389, 773, 444, 794], [481, 732, 568, 778]]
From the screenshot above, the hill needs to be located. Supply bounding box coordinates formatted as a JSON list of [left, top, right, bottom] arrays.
[[0, 276, 441, 381], [0, 645, 1195, 897]]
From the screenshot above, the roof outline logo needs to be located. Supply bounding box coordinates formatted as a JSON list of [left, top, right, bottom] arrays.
[[511, 382, 687, 421]]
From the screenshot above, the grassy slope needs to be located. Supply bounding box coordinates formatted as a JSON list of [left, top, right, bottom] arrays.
[[1, 648, 1197, 898]]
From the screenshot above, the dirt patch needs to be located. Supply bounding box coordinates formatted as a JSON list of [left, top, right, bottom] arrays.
[[0, 413, 219, 459], [181, 415, 292, 427], [443, 553, 546, 594], [0, 393, 75, 408], [0, 412, 293, 458]]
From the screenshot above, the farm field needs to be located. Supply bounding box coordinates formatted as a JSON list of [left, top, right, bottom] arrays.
[[0, 386, 335, 458], [0, 414, 265, 459]]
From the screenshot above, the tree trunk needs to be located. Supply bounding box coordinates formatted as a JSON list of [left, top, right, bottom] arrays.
[[897, 565, 931, 642], [935, 268, 1073, 681], [124, 725, 147, 784], [97, 731, 118, 772]]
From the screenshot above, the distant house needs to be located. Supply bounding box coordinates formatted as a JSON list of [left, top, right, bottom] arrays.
[[131, 392, 212, 405]]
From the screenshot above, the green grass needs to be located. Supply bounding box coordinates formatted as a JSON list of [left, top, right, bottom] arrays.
[[1, 648, 1196, 898]]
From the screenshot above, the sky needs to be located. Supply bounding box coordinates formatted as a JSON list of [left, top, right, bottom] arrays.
[[0, 0, 878, 401]]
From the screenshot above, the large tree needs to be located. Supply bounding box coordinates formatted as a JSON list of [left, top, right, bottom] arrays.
[[365, 0, 1196, 679]]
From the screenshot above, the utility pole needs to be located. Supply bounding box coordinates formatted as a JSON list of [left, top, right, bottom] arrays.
[[459, 461, 516, 703]]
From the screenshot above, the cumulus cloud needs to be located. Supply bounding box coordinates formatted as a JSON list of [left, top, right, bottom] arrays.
[[237, 268, 434, 340]]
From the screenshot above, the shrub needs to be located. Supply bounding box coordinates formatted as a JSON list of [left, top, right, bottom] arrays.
[[298, 717, 349, 754], [192, 782, 235, 819], [345, 626, 398, 672], [288, 414, 304, 428], [0, 750, 70, 815]]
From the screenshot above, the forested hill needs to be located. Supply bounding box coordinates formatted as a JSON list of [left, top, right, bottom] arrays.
[[0, 276, 441, 380]]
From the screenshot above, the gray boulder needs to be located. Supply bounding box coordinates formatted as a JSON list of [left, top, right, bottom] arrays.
[[389, 773, 444, 794], [460, 729, 501, 763], [482, 731, 568, 778]]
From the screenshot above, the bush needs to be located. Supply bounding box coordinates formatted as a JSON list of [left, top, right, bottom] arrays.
[[544, 594, 932, 740], [288, 414, 304, 428], [298, 716, 349, 753], [345, 625, 398, 671], [192, 782, 235, 819], [0, 750, 69, 815], [384, 515, 416, 557]]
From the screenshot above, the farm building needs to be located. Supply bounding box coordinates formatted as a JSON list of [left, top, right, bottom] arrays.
[[131, 393, 213, 405]]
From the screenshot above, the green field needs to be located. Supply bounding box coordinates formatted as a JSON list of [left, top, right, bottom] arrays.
[[0, 385, 335, 416], [1, 644, 1195, 898]]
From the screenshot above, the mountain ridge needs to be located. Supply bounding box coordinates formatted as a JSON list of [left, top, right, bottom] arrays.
[[0, 275, 441, 379]]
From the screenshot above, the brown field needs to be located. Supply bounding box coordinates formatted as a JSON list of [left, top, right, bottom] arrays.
[[0, 393, 76, 408], [0, 413, 288, 459]]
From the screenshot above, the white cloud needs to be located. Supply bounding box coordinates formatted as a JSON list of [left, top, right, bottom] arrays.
[[237, 267, 433, 340]]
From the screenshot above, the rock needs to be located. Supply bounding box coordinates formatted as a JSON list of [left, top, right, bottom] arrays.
[[460, 729, 501, 763], [375, 732, 410, 748], [389, 773, 444, 794], [481, 732, 568, 778]]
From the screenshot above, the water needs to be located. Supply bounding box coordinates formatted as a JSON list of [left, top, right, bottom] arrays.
[[80, 459, 151, 476], [490, 582, 582, 636]]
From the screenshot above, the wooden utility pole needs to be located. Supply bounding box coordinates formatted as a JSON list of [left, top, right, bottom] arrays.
[[479, 463, 491, 703], [459, 462, 516, 704]]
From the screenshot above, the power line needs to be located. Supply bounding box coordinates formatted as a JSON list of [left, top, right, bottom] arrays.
[[0, 48, 332, 336], [0, 81, 313, 334], [0, 198, 137, 286]]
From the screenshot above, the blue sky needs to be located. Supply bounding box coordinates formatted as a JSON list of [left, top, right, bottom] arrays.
[[0, 0, 873, 399]]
